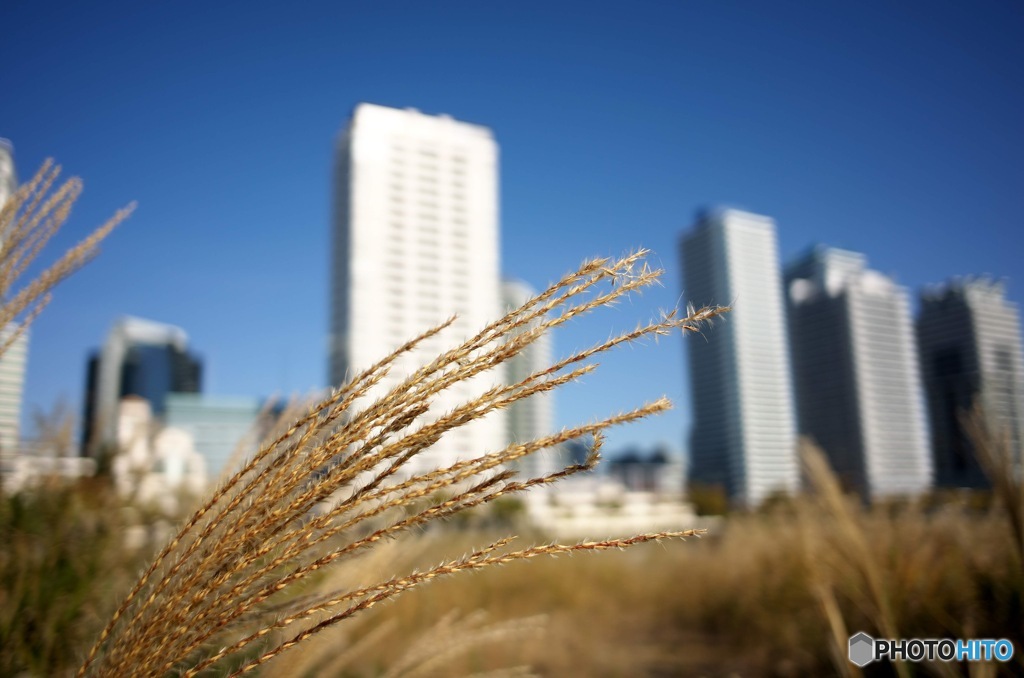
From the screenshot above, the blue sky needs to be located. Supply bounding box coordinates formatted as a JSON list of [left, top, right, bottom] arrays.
[[2, 0, 1022, 457]]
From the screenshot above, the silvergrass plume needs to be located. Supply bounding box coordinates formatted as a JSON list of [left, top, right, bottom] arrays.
[[380, 610, 547, 678], [798, 439, 904, 678], [78, 249, 729, 677], [0, 160, 134, 358], [964, 405, 1024, 564]]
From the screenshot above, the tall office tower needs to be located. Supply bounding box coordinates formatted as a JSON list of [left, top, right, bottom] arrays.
[[785, 246, 932, 499], [0, 324, 28, 454], [82, 316, 202, 454], [330, 103, 504, 471], [0, 140, 27, 458], [679, 208, 798, 506], [917, 279, 1024, 488], [501, 280, 555, 477], [0, 138, 16, 208]]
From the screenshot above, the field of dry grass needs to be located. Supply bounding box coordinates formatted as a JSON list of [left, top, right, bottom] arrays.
[[3, 458, 1022, 677], [6, 416, 1014, 678], [254, 479, 1023, 677]]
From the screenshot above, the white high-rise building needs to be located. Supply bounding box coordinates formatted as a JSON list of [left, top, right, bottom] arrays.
[[917, 278, 1024, 488], [0, 140, 28, 459], [0, 321, 28, 455], [786, 246, 932, 499], [679, 208, 798, 506], [501, 279, 555, 477], [330, 103, 504, 471], [0, 138, 17, 208]]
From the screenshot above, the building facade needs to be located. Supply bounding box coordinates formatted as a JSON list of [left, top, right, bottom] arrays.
[[607, 445, 685, 495], [786, 246, 932, 499], [679, 208, 798, 506], [165, 393, 263, 480], [501, 279, 555, 477], [0, 141, 27, 460], [114, 396, 207, 514], [0, 138, 16, 209], [0, 323, 28, 456], [917, 279, 1024, 488], [82, 316, 202, 454], [330, 103, 504, 471]]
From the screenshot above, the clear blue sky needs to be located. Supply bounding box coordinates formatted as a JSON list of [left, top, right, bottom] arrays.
[[2, 0, 1023, 457]]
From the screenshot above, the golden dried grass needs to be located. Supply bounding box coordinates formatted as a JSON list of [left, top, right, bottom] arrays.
[[0, 160, 133, 358], [78, 250, 728, 677], [965, 405, 1024, 564]]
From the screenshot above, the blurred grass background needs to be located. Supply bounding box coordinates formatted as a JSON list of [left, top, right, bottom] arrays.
[[3, 452, 1021, 677]]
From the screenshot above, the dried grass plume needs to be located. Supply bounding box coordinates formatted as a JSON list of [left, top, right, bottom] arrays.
[[0, 159, 134, 358], [79, 249, 729, 677]]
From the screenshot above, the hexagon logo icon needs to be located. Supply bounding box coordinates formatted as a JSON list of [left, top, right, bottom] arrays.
[[849, 632, 875, 667]]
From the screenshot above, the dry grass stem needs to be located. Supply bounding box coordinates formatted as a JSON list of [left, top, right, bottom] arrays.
[[385, 611, 547, 678], [964, 405, 1024, 563], [800, 442, 907, 678], [0, 160, 133, 355], [79, 250, 725, 677]]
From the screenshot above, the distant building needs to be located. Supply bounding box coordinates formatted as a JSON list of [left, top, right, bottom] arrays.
[[525, 474, 708, 540], [0, 139, 92, 491], [82, 316, 202, 454], [0, 138, 16, 208], [679, 208, 798, 506], [114, 396, 206, 514], [917, 278, 1024, 488], [0, 141, 27, 462], [165, 393, 263, 479], [786, 246, 931, 499], [607, 445, 685, 495], [330, 103, 504, 472], [0, 324, 28, 455], [501, 280, 555, 476], [560, 437, 592, 467], [1, 439, 96, 493]]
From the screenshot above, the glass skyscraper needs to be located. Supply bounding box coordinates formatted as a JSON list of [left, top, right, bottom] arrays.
[[786, 246, 932, 499], [917, 279, 1024, 488], [679, 208, 798, 506], [82, 316, 202, 454], [165, 393, 262, 480]]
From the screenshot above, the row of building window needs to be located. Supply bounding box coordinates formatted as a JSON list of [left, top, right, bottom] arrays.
[[385, 232, 469, 249], [388, 198, 467, 215], [389, 218, 470, 232], [391, 144, 468, 162]]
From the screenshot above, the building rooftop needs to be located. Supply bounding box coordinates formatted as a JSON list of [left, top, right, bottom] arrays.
[[345, 102, 494, 138], [689, 206, 775, 234], [113, 315, 189, 350], [921, 276, 1009, 303]]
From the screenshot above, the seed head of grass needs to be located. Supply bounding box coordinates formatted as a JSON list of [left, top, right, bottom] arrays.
[[78, 249, 728, 677], [0, 160, 133, 358]]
